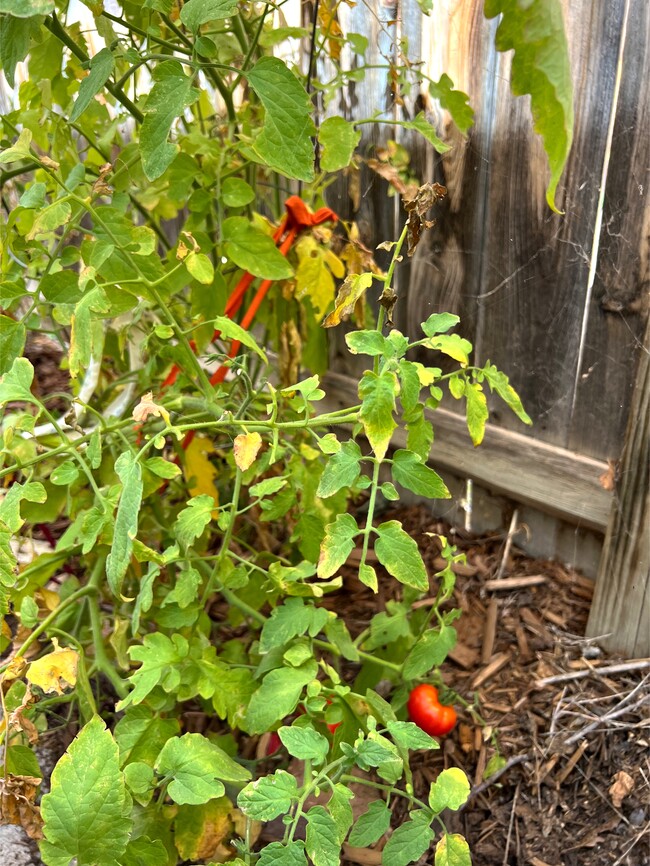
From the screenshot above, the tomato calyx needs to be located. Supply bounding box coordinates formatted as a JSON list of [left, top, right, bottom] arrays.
[[407, 683, 457, 737]]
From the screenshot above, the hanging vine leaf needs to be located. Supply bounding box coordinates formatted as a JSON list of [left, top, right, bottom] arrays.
[[485, 0, 574, 213]]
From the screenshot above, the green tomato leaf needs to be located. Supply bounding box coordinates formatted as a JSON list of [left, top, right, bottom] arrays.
[[387, 721, 440, 751], [246, 57, 316, 182], [245, 663, 318, 734], [140, 61, 199, 181], [374, 520, 428, 591], [259, 598, 329, 653], [70, 47, 114, 122], [429, 74, 474, 136], [434, 833, 472, 866], [106, 452, 143, 598], [278, 725, 330, 764], [180, 0, 239, 31], [155, 733, 250, 805], [401, 112, 451, 154], [391, 450, 450, 499], [318, 116, 360, 172], [117, 633, 189, 710], [50, 461, 79, 487], [0, 316, 25, 376], [358, 370, 398, 460], [328, 784, 354, 844], [0, 128, 33, 164], [428, 767, 471, 813], [382, 812, 434, 866], [120, 836, 169, 866], [0, 0, 53, 13], [484, 0, 573, 213], [317, 513, 359, 579], [0, 357, 34, 404], [345, 330, 389, 356], [213, 315, 268, 361], [221, 177, 255, 207], [317, 440, 362, 498], [259, 841, 308, 866], [114, 705, 180, 767], [0, 15, 35, 86], [481, 361, 532, 425], [403, 625, 457, 679], [185, 251, 214, 285], [174, 494, 215, 548], [238, 769, 300, 821], [40, 716, 132, 866], [305, 805, 340, 866], [421, 313, 460, 337], [222, 217, 294, 280], [348, 800, 392, 847]]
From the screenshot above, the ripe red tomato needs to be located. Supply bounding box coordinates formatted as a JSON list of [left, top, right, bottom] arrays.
[[407, 684, 457, 737]]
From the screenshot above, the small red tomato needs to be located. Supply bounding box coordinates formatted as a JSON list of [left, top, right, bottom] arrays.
[[407, 684, 457, 737]]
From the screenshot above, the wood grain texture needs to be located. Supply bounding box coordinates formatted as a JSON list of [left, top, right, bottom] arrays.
[[321, 371, 612, 530], [587, 314, 650, 656], [568, 0, 650, 457]]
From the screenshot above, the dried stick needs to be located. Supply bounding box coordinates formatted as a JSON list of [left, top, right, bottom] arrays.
[[535, 659, 650, 688]]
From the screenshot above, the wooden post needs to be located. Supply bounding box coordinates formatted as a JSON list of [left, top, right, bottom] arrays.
[[587, 315, 650, 657]]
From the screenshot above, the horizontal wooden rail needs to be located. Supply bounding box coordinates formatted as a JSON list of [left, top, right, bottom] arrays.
[[321, 371, 612, 532]]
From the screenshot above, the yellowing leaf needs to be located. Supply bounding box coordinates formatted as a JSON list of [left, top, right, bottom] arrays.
[[174, 796, 234, 861], [233, 432, 262, 471], [293, 235, 340, 317], [183, 437, 219, 514], [26, 639, 78, 695]]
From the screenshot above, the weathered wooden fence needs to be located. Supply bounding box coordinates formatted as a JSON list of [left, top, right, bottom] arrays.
[[319, 0, 649, 654]]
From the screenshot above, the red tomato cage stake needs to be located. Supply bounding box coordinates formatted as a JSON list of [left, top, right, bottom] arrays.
[[158, 196, 338, 452]]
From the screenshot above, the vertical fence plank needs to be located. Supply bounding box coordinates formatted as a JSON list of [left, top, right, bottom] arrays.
[[568, 0, 650, 459], [587, 314, 650, 656]]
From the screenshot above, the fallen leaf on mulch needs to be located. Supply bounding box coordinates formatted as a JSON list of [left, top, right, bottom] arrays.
[[609, 770, 635, 808]]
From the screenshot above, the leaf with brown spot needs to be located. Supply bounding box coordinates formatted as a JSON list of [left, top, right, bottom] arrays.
[[26, 639, 78, 695], [379, 286, 397, 327]]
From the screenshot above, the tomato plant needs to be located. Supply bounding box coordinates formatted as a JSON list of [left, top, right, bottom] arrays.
[[408, 684, 458, 738], [0, 2, 572, 865]]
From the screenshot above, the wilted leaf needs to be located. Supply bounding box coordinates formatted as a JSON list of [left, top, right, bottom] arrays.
[[404, 183, 447, 256], [322, 273, 373, 328]]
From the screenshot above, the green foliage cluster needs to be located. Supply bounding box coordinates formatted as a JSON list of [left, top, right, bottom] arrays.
[[0, 1, 569, 864]]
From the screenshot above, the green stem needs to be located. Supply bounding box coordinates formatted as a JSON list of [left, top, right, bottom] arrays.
[[312, 639, 402, 673], [376, 220, 410, 338], [359, 458, 382, 571], [201, 469, 243, 605], [87, 557, 128, 699], [100, 11, 193, 55]]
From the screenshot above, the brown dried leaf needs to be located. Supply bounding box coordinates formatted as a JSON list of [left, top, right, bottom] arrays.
[[0, 774, 43, 840], [404, 182, 447, 256], [8, 685, 39, 745], [379, 285, 397, 327], [367, 159, 409, 196], [609, 770, 634, 808]]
